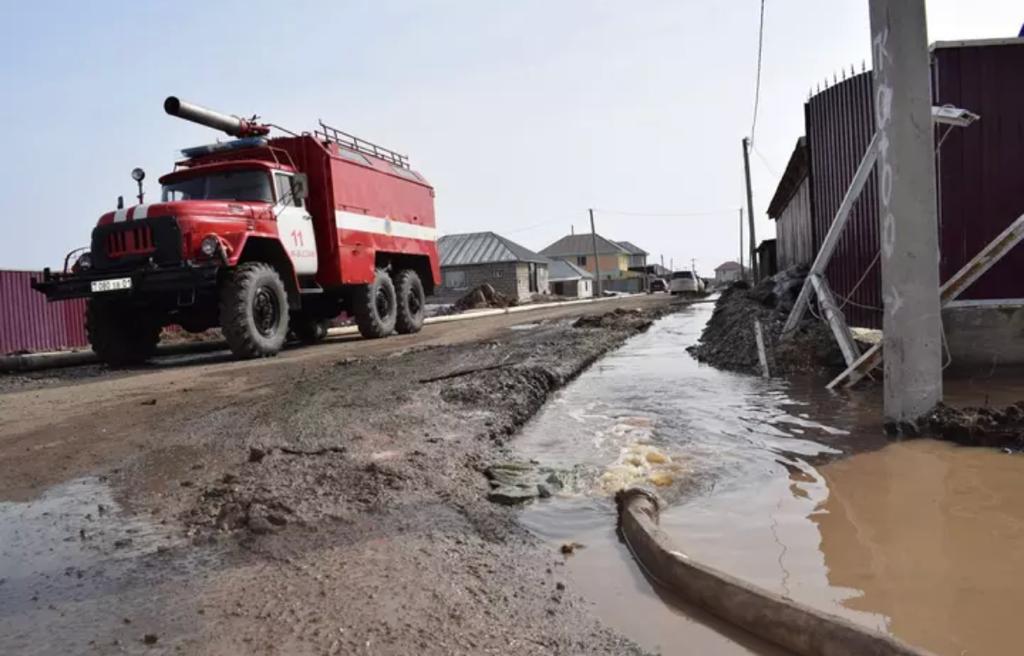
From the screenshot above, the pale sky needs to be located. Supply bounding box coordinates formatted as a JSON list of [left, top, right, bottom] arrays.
[[1, 1, 1020, 274]]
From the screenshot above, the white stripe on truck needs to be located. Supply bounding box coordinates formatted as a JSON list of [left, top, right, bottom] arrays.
[[334, 210, 436, 242]]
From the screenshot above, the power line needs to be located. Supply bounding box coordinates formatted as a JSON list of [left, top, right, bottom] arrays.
[[752, 143, 778, 177], [592, 208, 739, 218], [750, 0, 766, 146]]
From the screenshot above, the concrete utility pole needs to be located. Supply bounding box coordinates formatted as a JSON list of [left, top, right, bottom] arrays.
[[869, 0, 943, 422], [588, 208, 602, 297], [742, 138, 758, 280]]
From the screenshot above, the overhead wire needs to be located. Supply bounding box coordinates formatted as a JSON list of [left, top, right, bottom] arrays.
[[751, 144, 778, 177], [591, 208, 739, 218], [750, 0, 767, 145]]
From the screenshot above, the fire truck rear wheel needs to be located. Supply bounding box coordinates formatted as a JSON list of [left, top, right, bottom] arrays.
[[86, 299, 161, 367], [394, 269, 426, 334], [220, 262, 289, 358], [354, 269, 397, 339]]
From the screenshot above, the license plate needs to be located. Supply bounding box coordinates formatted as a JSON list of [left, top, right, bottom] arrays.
[[90, 277, 132, 293]]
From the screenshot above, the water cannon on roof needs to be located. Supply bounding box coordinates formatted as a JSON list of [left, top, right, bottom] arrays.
[[163, 96, 270, 137]]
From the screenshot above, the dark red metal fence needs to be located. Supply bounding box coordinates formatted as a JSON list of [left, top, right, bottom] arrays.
[[0, 270, 88, 354], [805, 71, 883, 328], [800, 41, 1024, 329], [933, 41, 1024, 299]]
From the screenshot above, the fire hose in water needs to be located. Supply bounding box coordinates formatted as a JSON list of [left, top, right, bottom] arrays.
[[615, 487, 934, 656]]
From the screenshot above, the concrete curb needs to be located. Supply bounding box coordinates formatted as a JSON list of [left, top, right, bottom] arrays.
[[1, 293, 661, 373], [615, 487, 934, 656], [325, 292, 647, 337]]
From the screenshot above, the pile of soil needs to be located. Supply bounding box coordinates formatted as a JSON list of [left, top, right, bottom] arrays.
[[688, 268, 846, 376], [916, 402, 1024, 449], [453, 283, 512, 311]]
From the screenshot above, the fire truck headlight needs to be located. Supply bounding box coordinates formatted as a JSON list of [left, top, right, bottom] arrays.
[[200, 236, 220, 257], [76, 252, 93, 271]]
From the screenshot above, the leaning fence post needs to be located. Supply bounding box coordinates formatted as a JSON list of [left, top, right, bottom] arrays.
[[754, 319, 770, 378]]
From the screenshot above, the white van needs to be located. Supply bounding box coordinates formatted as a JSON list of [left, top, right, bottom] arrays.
[[670, 270, 705, 295]]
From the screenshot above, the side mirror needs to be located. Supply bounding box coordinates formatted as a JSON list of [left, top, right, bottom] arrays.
[[292, 173, 309, 202]]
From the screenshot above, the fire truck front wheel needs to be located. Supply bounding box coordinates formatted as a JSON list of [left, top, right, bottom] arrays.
[[354, 269, 397, 339], [86, 299, 161, 367], [394, 269, 426, 334], [219, 263, 289, 359]]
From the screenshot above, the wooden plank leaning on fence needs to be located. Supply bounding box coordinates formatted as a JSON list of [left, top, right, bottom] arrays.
[[827, 212, 1024, 389], [781, 131, 881, 339]]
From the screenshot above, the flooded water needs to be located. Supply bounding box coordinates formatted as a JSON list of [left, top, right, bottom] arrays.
[[514, 304, 1024, 656], [0, 477, 202, 654]]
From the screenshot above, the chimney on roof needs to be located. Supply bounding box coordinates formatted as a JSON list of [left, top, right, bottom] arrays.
[[571, 225, 574, 235]]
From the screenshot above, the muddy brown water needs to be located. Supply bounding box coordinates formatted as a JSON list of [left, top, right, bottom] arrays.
[[515, 303, 1024, 656]]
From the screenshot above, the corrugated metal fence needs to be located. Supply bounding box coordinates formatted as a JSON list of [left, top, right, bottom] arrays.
[[801, 42, 1024, 328], [0, 270, 88, 354], [805, 71, 883, 328], [933, 42, 1024, 299]]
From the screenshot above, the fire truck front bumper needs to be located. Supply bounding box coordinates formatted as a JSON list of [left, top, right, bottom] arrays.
[[31, 263, 220, 302]]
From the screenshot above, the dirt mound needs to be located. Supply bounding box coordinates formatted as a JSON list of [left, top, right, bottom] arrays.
[[453, 283, 512, 311], [688, 268, 846, 376], [917, 402, 1024, 449], [573, 307, 655, 332]]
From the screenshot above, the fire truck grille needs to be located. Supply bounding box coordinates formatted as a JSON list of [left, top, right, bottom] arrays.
[[91, 216, 182, 270], [106, 225, 155, 258]]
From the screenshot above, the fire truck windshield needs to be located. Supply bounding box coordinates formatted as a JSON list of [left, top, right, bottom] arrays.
[[162, 169, 274, 203]]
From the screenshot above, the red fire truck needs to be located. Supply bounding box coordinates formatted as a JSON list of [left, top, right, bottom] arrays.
[[33, 97, 440, 365]]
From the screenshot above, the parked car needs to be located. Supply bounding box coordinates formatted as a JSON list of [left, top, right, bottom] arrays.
[[649, 278, 668, 293], [670, 270, 704, 295]]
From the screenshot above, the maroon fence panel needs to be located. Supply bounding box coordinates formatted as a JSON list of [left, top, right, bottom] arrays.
[[799, 41, 1024, 330], [0, 270, 88, 354], [805, 71, 883, 328], [933, 41, 1024, 299]]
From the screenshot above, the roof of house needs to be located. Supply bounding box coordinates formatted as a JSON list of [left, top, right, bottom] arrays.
[[540, 233, 629, 257], [548, 259, 593, 282], [715, 260, 743, 272], [614, 240, 648, 256], [767, 137, 809, 219], [438, 232, 548, 267]]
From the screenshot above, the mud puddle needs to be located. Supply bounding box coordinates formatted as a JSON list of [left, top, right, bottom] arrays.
[[0, 477, 209, 654], [513, 303, 1024, 655]]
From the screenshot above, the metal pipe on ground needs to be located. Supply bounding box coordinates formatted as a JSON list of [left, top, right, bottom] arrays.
[[615, 487, 933, 656], [0, 340, 228, 373]]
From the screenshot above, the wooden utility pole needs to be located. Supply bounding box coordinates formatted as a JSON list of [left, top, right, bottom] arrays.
[[588, 208, 602, 296], [738, 208, 744, 279], [742, 137, 758, 280], [869, 0, 943, 422]]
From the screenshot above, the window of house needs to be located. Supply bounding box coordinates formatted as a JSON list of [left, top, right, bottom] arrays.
[[493, 270, 502, 278], [443, 270, 467, 289], [576, 256, 587, 266]]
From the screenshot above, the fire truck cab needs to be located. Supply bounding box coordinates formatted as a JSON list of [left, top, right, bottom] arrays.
[[32, 97, 440, 366]]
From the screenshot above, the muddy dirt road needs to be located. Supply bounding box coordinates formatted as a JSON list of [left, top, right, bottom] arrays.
[[0, 295, 676, 655]]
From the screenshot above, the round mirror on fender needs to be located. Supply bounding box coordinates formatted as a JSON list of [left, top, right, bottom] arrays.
[[131, 167, 146, 182]]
